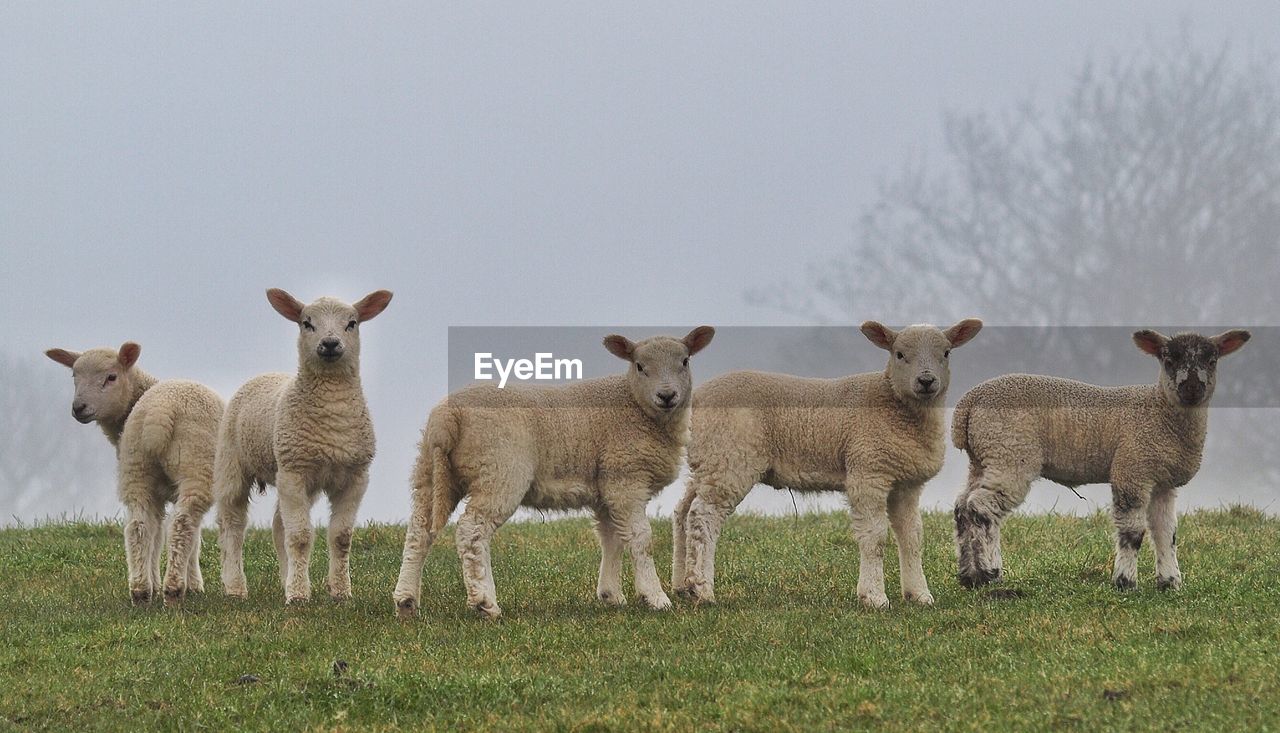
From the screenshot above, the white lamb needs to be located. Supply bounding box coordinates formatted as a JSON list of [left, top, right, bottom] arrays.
[[674, 319, 983, 608], [214, 288, 392, 604], [46, 342, 224, 605], [393, 327, 716, 619]]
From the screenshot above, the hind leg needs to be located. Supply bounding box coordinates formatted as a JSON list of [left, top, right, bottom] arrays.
[[163, 483, 211, 607], [594, 506, 626, 607], [215, 460, 254, 599], [670, 481, 695, 596], [684, 469, 757, 604], [394, 473, 443, 618], [888, 481, 932, 604], [272, 503, 288, 588], [123, 496, 164, 605], [958, 463, 1036, 588], [1148, 487, 1181, 590], [455, 474, 525, 619], [186, 525, 204, 593]]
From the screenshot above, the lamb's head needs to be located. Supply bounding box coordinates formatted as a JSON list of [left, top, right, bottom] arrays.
[[604, 326, 715, 417], [861, 319, 983, 404], [45, 342, 143, 424], [267, 288, 393, 373], [1133, 328, 1250, 407]]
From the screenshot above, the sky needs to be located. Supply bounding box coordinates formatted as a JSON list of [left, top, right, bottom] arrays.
[[4, 2, 1280, 523]]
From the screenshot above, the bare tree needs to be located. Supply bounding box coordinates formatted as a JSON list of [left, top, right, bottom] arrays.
[[0, 353, 117, 521], [750, 31, 1280, 494]]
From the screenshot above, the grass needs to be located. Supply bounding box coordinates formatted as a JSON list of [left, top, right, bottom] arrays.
[[1, 508, 1278, 731]]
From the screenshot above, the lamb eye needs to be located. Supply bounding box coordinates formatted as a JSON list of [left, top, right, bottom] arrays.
[[105, 374, 117, 383], [943, 350, 950, 358], [636, 363, 645, 373], [896, 351, 905, 360], [302, 320, 315, 332], [682, 357, 689, 367], [345, 320, 357, 331]]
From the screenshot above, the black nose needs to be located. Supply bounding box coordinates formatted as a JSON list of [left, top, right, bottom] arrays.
[[657, 390, 677, 406], [72, 403, 87, 416], [917, 375, 937, 389], [320, 338, 341, 352]]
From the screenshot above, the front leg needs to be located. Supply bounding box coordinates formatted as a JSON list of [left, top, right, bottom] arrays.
[[593, 506, 626, 606], [326, 470, 369, 601], [887, 482, 932, 605], [276, 469, 316, 604], [1110, 480, 1153, 590], [1147, 487, 1181, 590], [847, 475, 892, 609], [608, 489, 671, 611]]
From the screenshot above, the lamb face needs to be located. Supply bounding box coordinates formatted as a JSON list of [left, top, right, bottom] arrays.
[[266, 288, 393, 374], [1133, 329, 1251, 407], [604, 326, 715, 416], [46, 343, 142, 425], [861, 319, 983, 403]]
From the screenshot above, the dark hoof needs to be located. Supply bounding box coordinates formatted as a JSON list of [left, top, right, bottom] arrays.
[[674, 587, 693, 600], [1113, 575, 1137, 591], [959, 567, 1000, 589], [1156, 576, 1182, 591], [396, 598, 418, 619], [131, 589, 153, 605]]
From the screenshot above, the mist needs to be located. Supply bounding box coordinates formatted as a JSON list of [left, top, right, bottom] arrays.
[[4, 3, 1279, 526]]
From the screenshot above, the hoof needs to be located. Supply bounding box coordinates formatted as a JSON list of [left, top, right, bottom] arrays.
[[597, 590, 627, 607], [473, 601, 502, 620], [859, 593, 890, 610], [395, 598, 418, 619], [959, 567, 1000, 589], [1113, 575, 1137, 591], [130, 589, 153, 605], [163, 587, 185, 608], [223, 584, 248, 599], [1156, 575, 1182, 591], [286, 594, 310, 605], [905, 590, 935, 606], [641, 593, 673, 611], [673, 586, 693, 600]]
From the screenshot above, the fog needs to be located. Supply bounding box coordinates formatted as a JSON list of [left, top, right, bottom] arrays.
[[4, 3, 1279, 526]]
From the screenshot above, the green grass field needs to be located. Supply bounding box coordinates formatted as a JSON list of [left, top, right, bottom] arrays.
[[2, 509, 1278, 731]]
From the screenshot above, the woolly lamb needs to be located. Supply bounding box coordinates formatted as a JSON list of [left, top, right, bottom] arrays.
[[674, 319, 983, 609], [952, 328, 1251, 591], [45, 343, 224, 605], [215, 288, 392, 604], [393, 326, 716, 619]]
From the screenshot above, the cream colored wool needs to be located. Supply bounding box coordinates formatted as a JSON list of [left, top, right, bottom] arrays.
[[393, 327, 715, 619], [673, 319, 982, 609], [952, 328, 1251, 591], [214, 288, 392, 604], [45, 343, 223, 606]]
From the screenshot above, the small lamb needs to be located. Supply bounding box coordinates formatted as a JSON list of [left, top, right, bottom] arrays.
[[952, 328, 1251, 591], [393, 327, 716, 619], [674, 319, 983, 608], [45, 342, 224, 605], [215, 288, 392, 604]]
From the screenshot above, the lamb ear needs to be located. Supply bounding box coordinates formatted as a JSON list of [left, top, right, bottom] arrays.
[[860, 321, 897, 351], [266, 288, 305, 322], [117, 342, 141, 369], [945, 318, 983, 348], [354, 290, 393, 322], [1133, 329, 1168, 357], [602, 334, 635, 361], [682, 326, 716, 356], [45, 348, 80, 369], [1212, 329, 1251, 357]]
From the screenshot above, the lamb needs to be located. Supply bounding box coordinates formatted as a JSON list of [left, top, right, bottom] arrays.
[[214, 288, 392, 604], [393, 326, 716, 619], [952, 328, 1251, 591], [45, 342, 224, 606], [673, 320, 983, 609]]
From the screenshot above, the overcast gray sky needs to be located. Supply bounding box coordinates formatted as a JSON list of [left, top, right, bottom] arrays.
[[4, 3, 1279, 522]]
